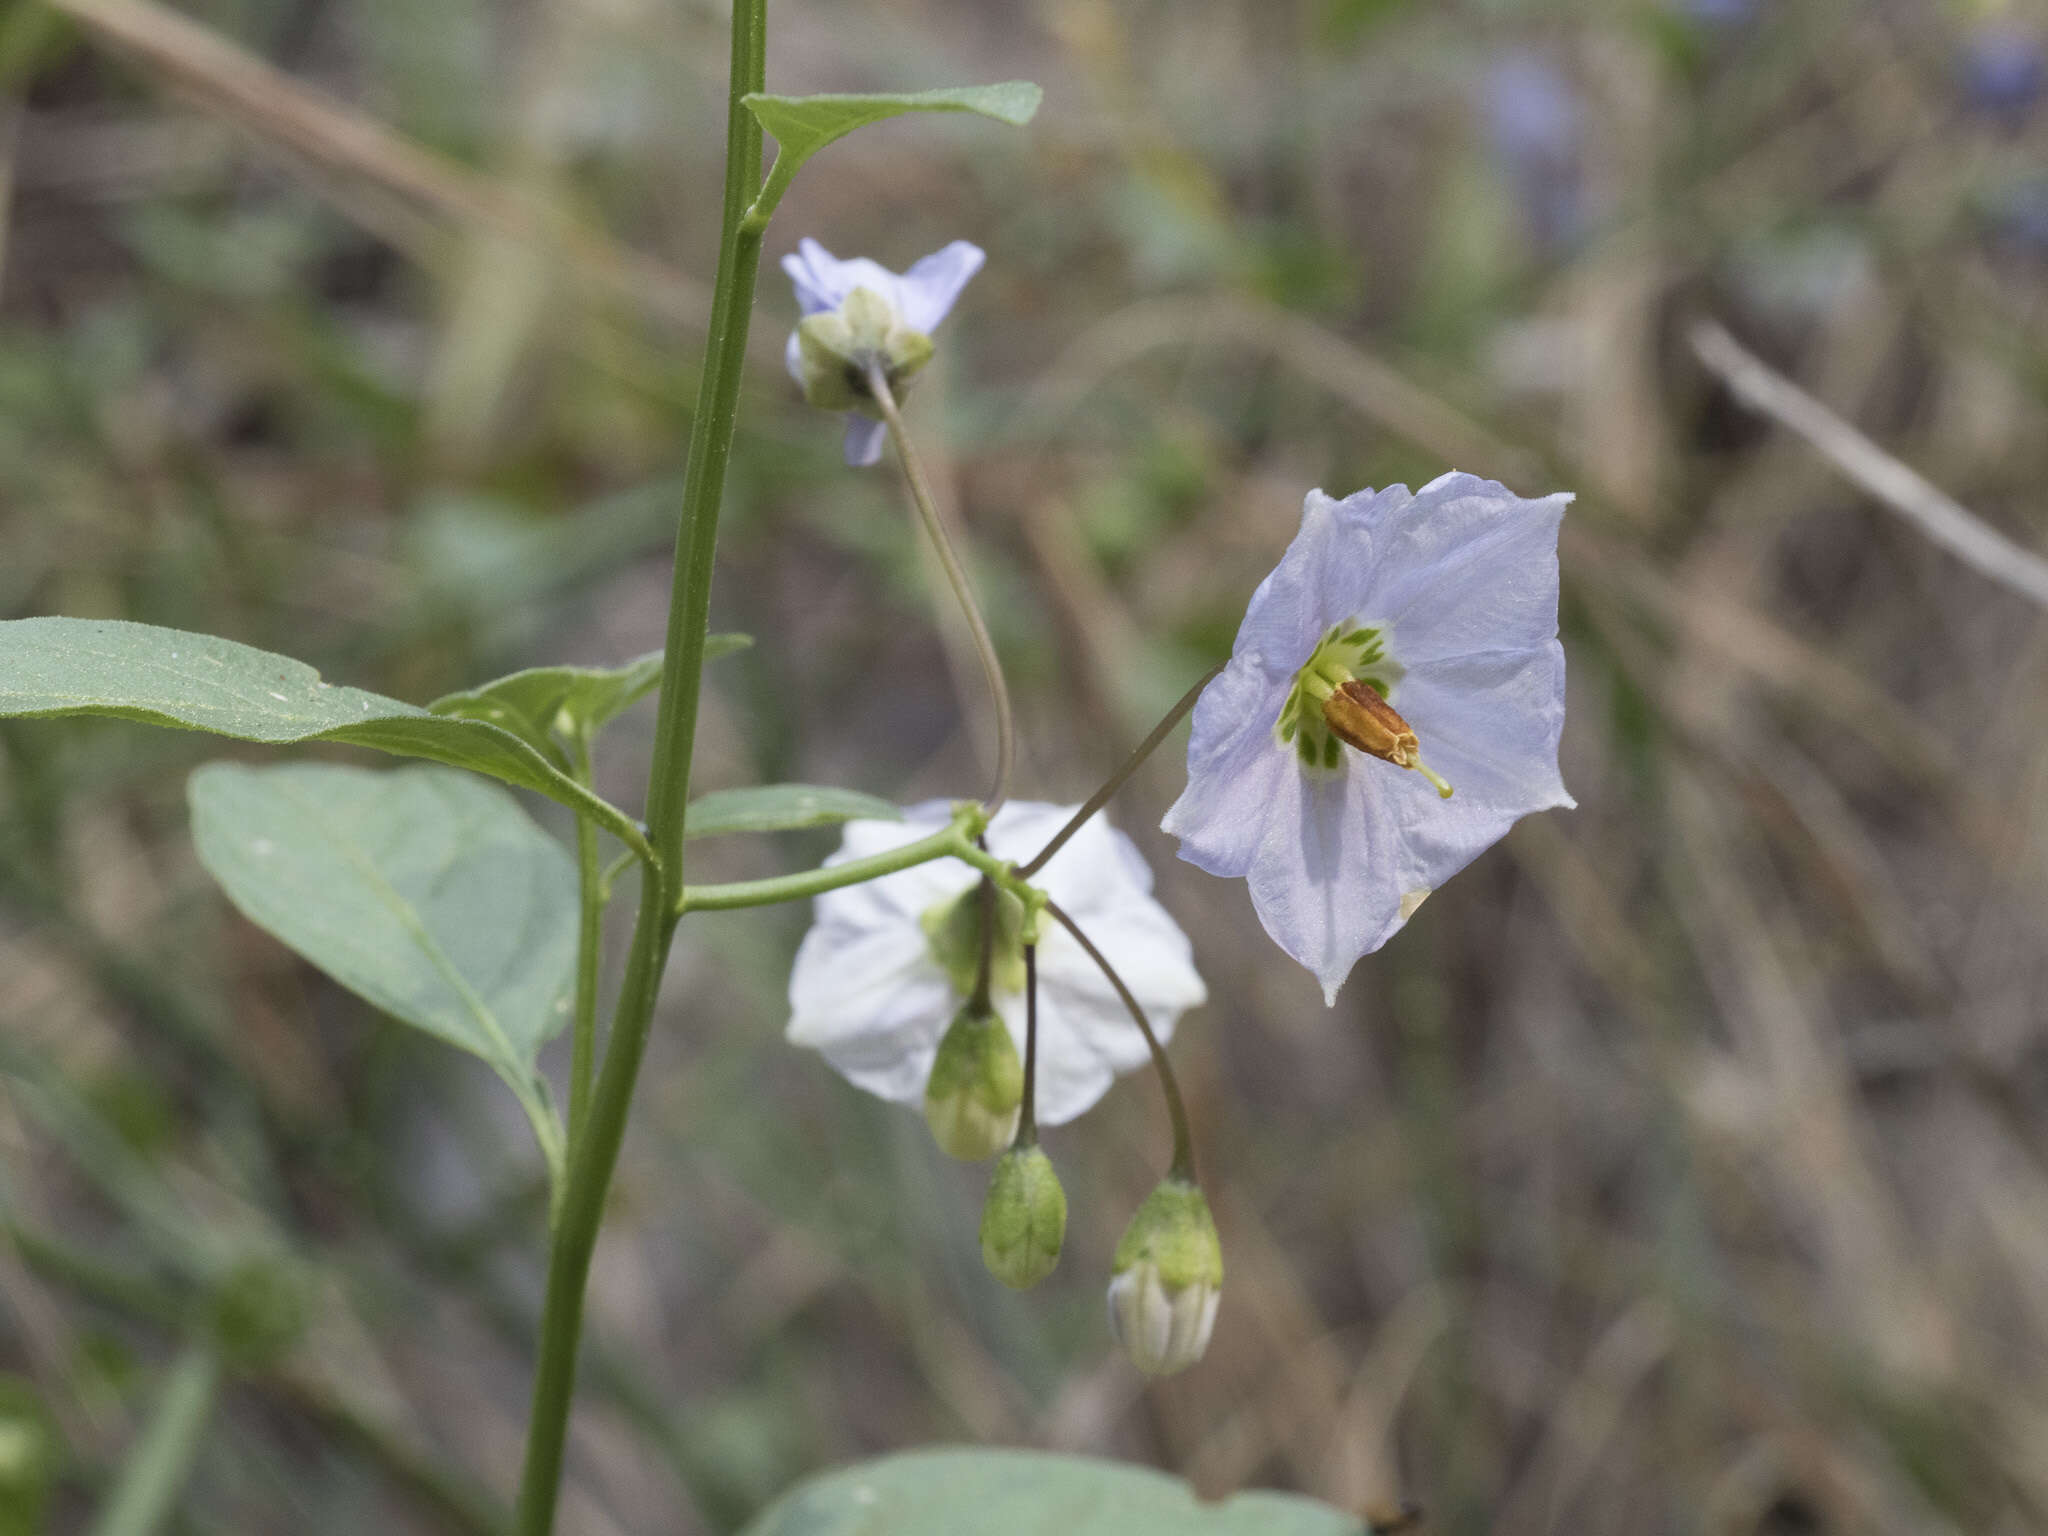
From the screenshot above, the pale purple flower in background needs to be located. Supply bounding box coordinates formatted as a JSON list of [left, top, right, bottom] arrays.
[[780, 237, 984, 466], [1961, 20, 2044, 122], [1675, 0, 1753, 27], [787, 800, 1205, 1125], [1162, 473, 1573, 1004], [1482, 53, 1586, 252]]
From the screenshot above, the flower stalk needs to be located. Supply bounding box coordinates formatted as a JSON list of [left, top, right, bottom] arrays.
[[1015, 662, 1224, 881], [865, 361, 1015, 814], [1043, 897, 1195, 1180], [1019, 942, 1040, 1144]]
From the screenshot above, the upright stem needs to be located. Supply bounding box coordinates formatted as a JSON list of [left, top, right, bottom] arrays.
[[1016, 662, 1223, 880], [88, 1342, 219, 1536], [1043, 898, 1194, 1181], [511, 0, 765, 1528], [865, 365, 1015, 814], [567, 729, 602, 1143]]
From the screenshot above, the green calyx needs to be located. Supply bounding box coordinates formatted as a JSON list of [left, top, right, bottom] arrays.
[[923, 1003, 1024, 1161], [1274, 622, 1401, 773], [922, 881, 1029, 998], [979, 1145, 1067, 1290], [795, 286, 935, 412], [1112, 1176, 1223, 1293]]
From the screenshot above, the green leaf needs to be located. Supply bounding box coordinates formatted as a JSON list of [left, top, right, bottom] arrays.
[[685, 785, 900, 839], [189, 761, 575, 1173], [428, 635, 752, 754], [738, 1449, 1365, 1536], [0, 618, 649, 858], [742, 82, 1041, 227]]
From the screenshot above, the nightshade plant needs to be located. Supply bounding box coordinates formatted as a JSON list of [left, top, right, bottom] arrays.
[[0, 4, 1571, 1531]]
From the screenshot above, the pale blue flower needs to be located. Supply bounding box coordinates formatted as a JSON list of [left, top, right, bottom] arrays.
[[1162, 473, 1573, 1004], [1962, 21, 2044, 121], [781, 237, 985, 466], [788, 800, 1205, 1125]]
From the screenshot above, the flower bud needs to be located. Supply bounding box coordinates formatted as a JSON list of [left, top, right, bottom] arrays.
[[1106, 1177, 1222, 1377], [794, 286, 935, 412], [923, 1003, 1023, 1161], [979, 1144, 1067, 1289]]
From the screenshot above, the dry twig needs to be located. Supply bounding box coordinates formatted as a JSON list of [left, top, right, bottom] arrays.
[[1691, 319, 2048, 611]]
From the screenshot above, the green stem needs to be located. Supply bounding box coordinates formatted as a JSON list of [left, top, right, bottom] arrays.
[[678, 816, 980, 914], [968, 873, 996, 1014], [1017, 943, 1039, 1145], [865, 363, 1015, 815], [567, 729, 603, 1144], [1042, 898, 1195, 1181], [1015, 662, 1223, 880], [88, 1342, 220, 1536], [511, 0, 766, 1527]]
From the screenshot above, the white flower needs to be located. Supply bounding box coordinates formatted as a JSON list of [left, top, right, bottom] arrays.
[[1162, 472, 1573, 1004], [786, 800, 1205, 1126], [780, 237, 984, 467]]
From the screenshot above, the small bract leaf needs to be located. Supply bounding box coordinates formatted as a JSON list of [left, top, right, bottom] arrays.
[[738, 1449, 1365, 1536], [429, 635, 751, 751], [0, 618, 647, 856], [189, 762, 577, 1161], [742, 82, 1041, 225], [685, 784, 901, 839]]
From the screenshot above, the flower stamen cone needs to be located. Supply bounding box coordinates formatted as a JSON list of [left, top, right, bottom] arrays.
[[1322, 681, 1453, 798]]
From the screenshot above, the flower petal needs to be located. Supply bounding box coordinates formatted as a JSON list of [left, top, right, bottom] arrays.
[[896, 241, 985, 332], [1011, 924, 1183, 1127], [1075, 898, 1209, 1018], [1009, 802, 1159, 907], [1246, 761, 1412, 1004], [1360, 473, 1571, 664], [842, 415, 888, 466], [1233, 491, 1350, 673], [1395, 643, 1572, 815], [782, 238, 845, 316], [786, 919, 953, 1106], [1162, 657, 1293, 879], [980, 801, 1077, 869]]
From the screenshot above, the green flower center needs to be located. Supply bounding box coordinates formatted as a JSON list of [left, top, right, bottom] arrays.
[[1275, 622, 1403, 773], [922, 883, 1029, 998]]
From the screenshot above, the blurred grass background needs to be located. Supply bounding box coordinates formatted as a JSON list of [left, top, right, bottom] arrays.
[[4, 0, 2048, 1530]]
